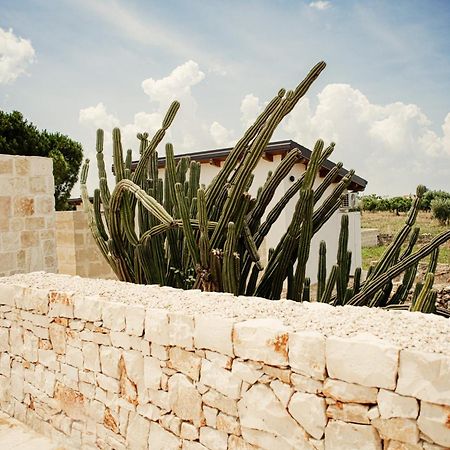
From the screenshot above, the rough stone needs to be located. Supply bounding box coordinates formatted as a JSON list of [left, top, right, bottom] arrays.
[[291, 372, 323, 394], [194, 315, 234, 356], [216, 412, 241, 436], [326, 402, 370, 424], [168, 312, 194, 349], [145, 308, 170, 345], [326, 334, 399, 389], [199, 427, 228, 450], [73, 295, 103, 322], [100, 345, 122, 379], [323, 378, 378, 403], [102, 301, 126, 331], [324, 420, 382, 450], [289, 330, 326, 380], [371, 418, 419, 444], [126, 413, 150, 450], [168, 347, 201, 381], [148, 422, 181, 449], [200, 359, 242, 400], [231, 360, 262, 384], [377, 389, 419, 419], [238, 383, 310, 448], [288, 391, 327, 439], [168, 373, 204, 426], [270, 379, 294, 408], [417, 401, 450, 447], [233, 318, 291, 366], [83, 341, 100, 372], [396, 350, 450, 406], [144, 356, 162, 390], [125, 305, 145, 336]]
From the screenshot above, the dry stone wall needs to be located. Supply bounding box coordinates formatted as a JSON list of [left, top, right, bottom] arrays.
[[0, 155, 57, 276], [0, 273, 449, 450]]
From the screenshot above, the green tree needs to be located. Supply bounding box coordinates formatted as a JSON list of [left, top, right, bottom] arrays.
[[431, 198, 450, 225], [0, 110, 83, 210]]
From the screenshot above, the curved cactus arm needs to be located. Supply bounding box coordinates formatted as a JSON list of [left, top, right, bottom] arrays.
[[352, 266, 362, 296], [400, 227, 420, 260], [410, 273, 435, 312], [317, 241, 327, 301], [313, 162, 343, 203], [348, 230, 450, 306], [319, 264, 338, 303], [427, 247, 439, 274], [175, 182, 200, 266], [222, 223, 238, 294], [93, 189, 108, 242], [132, 101, 180, 187], [247, 148, 302, 231]]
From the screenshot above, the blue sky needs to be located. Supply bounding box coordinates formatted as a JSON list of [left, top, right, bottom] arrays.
[[1, 0, 450, 196]]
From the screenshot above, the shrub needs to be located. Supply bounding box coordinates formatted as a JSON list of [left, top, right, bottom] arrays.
[[431, 198, 450, 225]]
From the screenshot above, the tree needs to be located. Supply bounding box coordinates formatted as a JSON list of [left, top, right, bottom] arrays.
[[0, 110, 83, 210]]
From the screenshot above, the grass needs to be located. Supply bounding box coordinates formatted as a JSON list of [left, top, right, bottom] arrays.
[[360, 211, 450, 269]]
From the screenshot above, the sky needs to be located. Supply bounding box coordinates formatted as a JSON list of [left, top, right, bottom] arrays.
[[1, 0, 450, 197]]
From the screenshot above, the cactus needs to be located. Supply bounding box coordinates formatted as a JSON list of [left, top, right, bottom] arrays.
[[80, 61, 450, 316]]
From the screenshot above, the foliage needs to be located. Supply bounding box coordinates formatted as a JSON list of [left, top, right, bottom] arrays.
[[0, 110, 83, 210], [431, 198, 450, 225], [423, 190, 450, 211], [81, 62, 450, 316], [360, 194, 412, 214]]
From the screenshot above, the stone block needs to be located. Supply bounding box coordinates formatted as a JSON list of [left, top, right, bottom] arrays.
[[417, 401, 450, 447], [371, 418, 419, 444], [83, 341, 101, 372], [323, 378, 378, 403], [0, 328, 8, 352], [324, 420, 382, 450], [289, 330, 326, 380], [168, 312, 194, 349], [100, 345, 122, 379], [326, 402, 370, 424], [125, 304, 146, 336], [326, 334, 399, 389], [74, 295, 103, 322], [202, 389, 238, 417], [144, 356, 162, 390], [168, 347, 201, 381], [216, 412, 241, 436], [288, 391, 327, 439], [270, 379, 294, 408], [145, 308, 170, 345], [238, 383, 310, 448], [231, 360, 262, 384], [168, 373, 204, 426], [49, 323, 66, 354], [291, 372, 323, 394], [126, 413, 150, 450], [102, 301, 126, 331], [148, 422, 181, 449], [396, 350, 450, 406], [377, 389, 419, 419], [194, 314, 234, 356], [199, 427, 228, 450], [233, 318, 291, 366], [201, 359, 242, 400], [180, 422, 199, 440]]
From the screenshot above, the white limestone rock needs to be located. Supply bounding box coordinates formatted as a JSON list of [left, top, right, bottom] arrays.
[[417, 401, 450, 448], [148, 422, 181, 450], [168, 312, 194, 349], [101, 301, 126, 331], [371, 417, 419, 445], [326, 334, 399, 389], [324, 419, 382, 450], [323, 378, 378, 403], [194, 314, 234, 356], [270, 379, 294, 408], [126, 413, 151, 450], [288, 391, 327, 440], [326, 402, 370, 424], [200, 359, 242, 400], [168, 347, 201, 381], [377, 389, 419, 419], [168, 373, 204, 427], [291, 372, 323, 395], [289, 330, 326, 380], [396, 350, 450, 406], [100, 345, 122, 379], [73, 294, 103, 322], [145, 308, 170, 345], [144, 356, 162, 390], [125, 305, 146, 336], [231, 360, 262, 384], [238, 383, 311, 449], [83, 341, 100, 372], [233, 318, 291, 366], [199, 427, 228, 450]]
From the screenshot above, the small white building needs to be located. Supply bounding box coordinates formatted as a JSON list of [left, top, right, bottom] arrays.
[[153, 140, 367, 283]]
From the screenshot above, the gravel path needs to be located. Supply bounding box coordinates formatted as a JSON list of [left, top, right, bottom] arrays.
[[2, 272, 449, 355]]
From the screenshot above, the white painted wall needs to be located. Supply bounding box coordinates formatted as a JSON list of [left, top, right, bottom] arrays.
[[159, 155, 362, 284]]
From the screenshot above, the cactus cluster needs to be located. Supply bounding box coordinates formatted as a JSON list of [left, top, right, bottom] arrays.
[[80, 61, 450, 315]]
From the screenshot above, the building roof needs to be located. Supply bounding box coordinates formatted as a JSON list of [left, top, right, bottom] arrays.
[[129, 139, 367, 192]]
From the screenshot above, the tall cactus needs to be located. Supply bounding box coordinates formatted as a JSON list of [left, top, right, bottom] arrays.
[[81, 61, 450, 316]]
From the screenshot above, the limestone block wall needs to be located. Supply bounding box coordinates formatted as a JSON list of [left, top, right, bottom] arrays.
[[55, 211, 115, 279], [0, 273, 449, 450], [0, 155, 57, 276]]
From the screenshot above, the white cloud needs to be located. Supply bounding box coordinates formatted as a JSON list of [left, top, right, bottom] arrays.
[[210, 121, 234, 147], [240, 94, 262, 128], [79, 102, 120, 129], [282, 83, 450, 195], [142, 60, 205, 105], [309, 1, 331, 11], [0, 27, 35, 84]]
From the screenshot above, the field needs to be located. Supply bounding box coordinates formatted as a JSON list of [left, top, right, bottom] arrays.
[[360, 211, 450, 270]]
